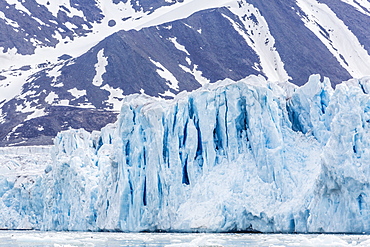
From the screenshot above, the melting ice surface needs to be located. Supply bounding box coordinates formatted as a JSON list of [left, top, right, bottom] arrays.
[[2, 74, 370, 233]]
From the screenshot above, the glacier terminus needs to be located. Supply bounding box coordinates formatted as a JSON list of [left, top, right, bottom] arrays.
[[1, 74, 370, 233]]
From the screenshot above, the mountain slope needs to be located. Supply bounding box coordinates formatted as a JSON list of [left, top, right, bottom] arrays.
[[0, 0, 370, 146]]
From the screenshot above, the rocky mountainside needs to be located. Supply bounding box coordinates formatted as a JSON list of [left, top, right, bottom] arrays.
[[0, 0, 370, 146]]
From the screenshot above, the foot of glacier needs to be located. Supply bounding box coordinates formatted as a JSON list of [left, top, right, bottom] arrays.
[[1, 74, 370, 233]]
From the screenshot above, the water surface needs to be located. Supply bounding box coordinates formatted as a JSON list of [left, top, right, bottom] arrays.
[[0, 231, 369, 246]]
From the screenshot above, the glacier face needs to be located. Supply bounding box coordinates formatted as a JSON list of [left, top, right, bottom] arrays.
[[0, 146, 52, 229], [2, 74, 370, 233]]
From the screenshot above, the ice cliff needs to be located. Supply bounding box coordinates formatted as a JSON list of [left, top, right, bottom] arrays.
[[2, 74, 370, 233]]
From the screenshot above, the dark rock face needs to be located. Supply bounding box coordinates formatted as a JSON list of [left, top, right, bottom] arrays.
[[0, 0, 369, 146], [95, 8, 260, 96], [0, 105, 118, 146]]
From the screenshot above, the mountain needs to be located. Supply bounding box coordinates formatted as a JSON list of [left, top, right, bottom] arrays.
[[2, 75, 370, 232], [1, 0, 370, 146]]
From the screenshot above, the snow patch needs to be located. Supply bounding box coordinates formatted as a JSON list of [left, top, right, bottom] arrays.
[[169, 37, 190, 55], [0, 11, 20, 30], [33, 0, 85, 18], [44, 91, 72, 107], [92, 49, 108, 87], [340, 0, 370, 16], [185, 57, 191, 65], [68, 88, 86, 98], [51, 82, 64, 88], [101, 84, 124, 111], [159, 90, 177, 98], [57, 99, 70, 106], [149, 58, 179, 91], [6, 123, 23, 140], [179, 64, 210, 86], [47, 64, 63, 83], [24, 108, 46, 122], [6, 0, 32, 16], [44, 91, 58, 104], [296, 0, 370, 78], [64, 22, 79, 30], [0, 110, 5, 124], [32, 17, 46, 26]]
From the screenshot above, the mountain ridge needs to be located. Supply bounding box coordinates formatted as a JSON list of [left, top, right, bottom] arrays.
[[0, 0, 369, 146]]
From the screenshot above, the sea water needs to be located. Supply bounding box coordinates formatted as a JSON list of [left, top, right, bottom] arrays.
[[0, 232, 369, 246]]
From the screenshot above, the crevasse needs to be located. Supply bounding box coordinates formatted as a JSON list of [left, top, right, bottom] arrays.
[[2, 74, 370, 233]]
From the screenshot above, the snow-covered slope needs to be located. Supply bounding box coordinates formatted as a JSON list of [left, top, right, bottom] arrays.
[[0, 0, 370, 146], [2, 75, 370, 233]]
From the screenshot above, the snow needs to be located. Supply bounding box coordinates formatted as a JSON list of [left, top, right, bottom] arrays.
[[150, 58, 179, 91], [168, 38, 210, 87], [0, 110, 5, 124], [101, 84, 124, 111], [47, 64, 63, 83], [169, 37, 190, 55], [0, 51, 31, 104], [2, 75, 370, 232], [179, 64, 210, 86], [159, 90, 177, 98], [92, 49, 108, 87], [33, 0, 85, 18], [57, 99, 69, 106], [44, 91, 70, 106], [63, 21, 79, 31], [51, 81, 64, 87], [15, 94, 48, 122], [0, 11, 20, 29], [32, 17, 47, 26], [66, 88, 95, 108], [6, 0, 32, 16], [24, 108, 46, 122], [44, 91, 58, 104], [132, 0, 236, 31], [296, 0, 370, 78], [68, 88, 87, 99]]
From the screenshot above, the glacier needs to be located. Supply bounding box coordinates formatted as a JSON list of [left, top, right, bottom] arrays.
[[2, 74, 370, 233]]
